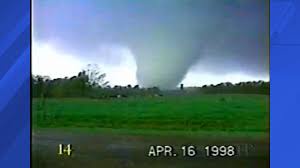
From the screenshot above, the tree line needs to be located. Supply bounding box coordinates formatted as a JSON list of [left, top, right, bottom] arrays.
[[199, 81, 269, 95], [32, 64, 269, 99], [32, 64, 162, 98]]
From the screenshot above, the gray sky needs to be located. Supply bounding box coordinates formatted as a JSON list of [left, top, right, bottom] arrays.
[[32, 0, 269, 88]]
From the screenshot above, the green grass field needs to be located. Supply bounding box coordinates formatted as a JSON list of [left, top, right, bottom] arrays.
[[33, 94, 269, 134]]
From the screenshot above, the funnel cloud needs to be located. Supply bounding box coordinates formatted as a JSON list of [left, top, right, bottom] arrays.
[[33, 0, 269, 89]]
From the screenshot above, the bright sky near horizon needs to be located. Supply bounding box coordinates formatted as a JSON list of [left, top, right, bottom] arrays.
[[32, 41, 269, 87]]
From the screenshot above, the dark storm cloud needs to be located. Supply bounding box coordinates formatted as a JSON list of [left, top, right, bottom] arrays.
[[33, 0, 269, 89]]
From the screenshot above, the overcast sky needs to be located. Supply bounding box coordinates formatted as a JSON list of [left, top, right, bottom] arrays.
[[32, 0, 269, 88]]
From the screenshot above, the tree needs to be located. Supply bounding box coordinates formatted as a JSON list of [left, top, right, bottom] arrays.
[[84, 64, 109, 87], [32, 75, 50, 98]]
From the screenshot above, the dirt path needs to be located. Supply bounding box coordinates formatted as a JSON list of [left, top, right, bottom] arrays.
[[32, 129, 269, 168]]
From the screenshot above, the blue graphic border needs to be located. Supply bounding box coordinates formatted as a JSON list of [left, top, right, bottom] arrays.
[[0, 0, 31, 168]]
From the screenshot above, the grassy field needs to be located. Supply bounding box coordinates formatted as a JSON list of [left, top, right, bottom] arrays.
[[33, 94, 269, 134], [33, 94, 269, 168]]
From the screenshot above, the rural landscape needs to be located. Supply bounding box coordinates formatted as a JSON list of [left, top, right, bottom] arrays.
[[32, 65, 269, 168], [32, 0, 269, 167]]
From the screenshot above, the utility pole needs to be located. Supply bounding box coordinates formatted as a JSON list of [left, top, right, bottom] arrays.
[[180, 84, 184, 90]]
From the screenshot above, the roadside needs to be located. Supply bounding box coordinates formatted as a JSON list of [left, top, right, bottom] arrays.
[[32, 128, 269, 168]]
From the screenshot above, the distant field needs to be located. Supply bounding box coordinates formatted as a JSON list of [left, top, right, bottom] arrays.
[[33, 94, 269, 134]]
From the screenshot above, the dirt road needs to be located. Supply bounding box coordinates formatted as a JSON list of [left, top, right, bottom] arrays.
[[32, 129, 269, 168]]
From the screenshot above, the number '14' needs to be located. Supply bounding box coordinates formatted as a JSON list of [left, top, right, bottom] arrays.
[[58, 144, 73, 156]]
